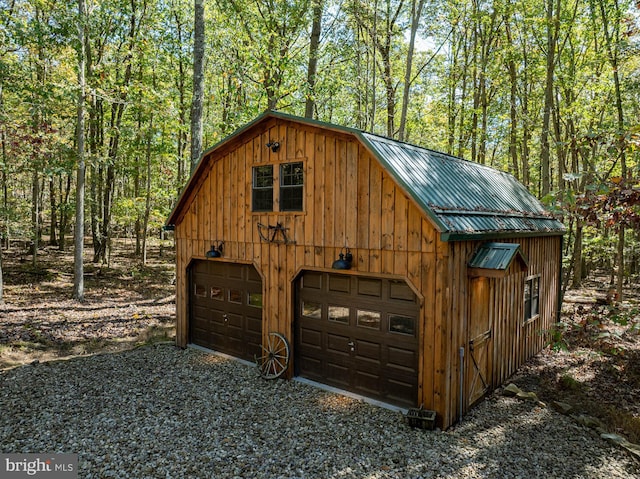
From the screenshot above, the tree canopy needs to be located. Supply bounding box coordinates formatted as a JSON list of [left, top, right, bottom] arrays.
[[0, 0, 639, 297]]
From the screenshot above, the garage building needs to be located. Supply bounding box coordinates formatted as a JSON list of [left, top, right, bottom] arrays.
[[166, 111, 564, 429]]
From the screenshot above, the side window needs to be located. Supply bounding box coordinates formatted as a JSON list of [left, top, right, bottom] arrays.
[[279, 162, 303, 211], [252, 165, 274, 211], [524, 275, 540, 322]]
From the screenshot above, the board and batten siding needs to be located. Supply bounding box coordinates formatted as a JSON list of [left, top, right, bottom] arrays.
[[172, 117, 448, 418], [171, 116, 563, 430], [439, 235, 562, 427]]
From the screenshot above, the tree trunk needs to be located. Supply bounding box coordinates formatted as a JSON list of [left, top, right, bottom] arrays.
[[505, 17, 519, 179], [399, 0, 425, 142], [142, 114, 153, 265], [73, 0, 86, 301], [49, 176, 58, 246], [59, 173, 71, 250], [617, 225, 624, 300], [190, 0, 205, 171], [540, 0, 559, 196], [305, 0, 323, 119], [31, 170, 39, 267], [572, 220, 583, 288]]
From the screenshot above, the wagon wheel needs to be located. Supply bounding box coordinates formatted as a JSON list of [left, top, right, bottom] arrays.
[[255, 332, 290, 379]]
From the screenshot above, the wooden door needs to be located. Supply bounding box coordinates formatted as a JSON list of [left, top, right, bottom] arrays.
[[467, 277, 492, 407]]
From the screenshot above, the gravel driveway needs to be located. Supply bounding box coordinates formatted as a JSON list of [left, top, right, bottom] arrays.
[[1, 344, 638, 478]]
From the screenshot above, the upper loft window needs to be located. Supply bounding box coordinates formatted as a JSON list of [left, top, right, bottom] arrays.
[[252, 162, 303, 212], [524, 275, 540, 322], [280, 162, 303, 211], [252, 165, 273, 212]]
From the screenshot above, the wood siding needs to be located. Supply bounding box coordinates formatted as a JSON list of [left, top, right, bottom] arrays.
[[443, 236, 562, 427], [171, 116, 563, 430]]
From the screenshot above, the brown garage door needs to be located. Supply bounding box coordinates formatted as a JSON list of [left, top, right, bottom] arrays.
[[295, 272, 419, 408], [189, 260, 262, 362]]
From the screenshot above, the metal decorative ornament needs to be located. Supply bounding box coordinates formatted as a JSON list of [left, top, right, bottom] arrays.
[[257, 222, 295, 244]]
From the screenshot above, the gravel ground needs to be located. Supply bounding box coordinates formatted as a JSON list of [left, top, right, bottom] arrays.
[[1, 344, 638, 479]]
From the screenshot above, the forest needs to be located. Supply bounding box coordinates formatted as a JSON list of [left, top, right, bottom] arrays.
[[0, 0, 639, 300]]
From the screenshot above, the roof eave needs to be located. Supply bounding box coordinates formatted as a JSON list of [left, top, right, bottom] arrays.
[[441, 229, 566, 242]]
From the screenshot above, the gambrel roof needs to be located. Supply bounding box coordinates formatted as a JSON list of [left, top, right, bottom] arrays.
[[167, 111, 565, 240]]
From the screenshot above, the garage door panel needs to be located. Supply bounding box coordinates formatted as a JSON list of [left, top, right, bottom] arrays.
[[296, 272, 419, 408], [385, 378, 417, 407], [355, 339, 381, 363], [387, 346, 417, 371], [327, 333, 350, 355], [246, 315, 262, 334], [299, 327, 322, 349], [326, 363, 350, 386], [189, 261, 263, 363], [354, 370, 381, 396]]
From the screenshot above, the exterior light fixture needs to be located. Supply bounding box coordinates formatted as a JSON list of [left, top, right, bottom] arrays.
[[266, 141, 280, 153], [206, 241, 224, 258], [332, 247, 353, 270]]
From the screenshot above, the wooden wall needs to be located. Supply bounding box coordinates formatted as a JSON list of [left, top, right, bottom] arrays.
[[171, 116, 563, 430], [442, 235, 562, 427]]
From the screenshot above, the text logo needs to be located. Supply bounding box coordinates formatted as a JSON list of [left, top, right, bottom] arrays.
[[0, 454, 77, 479]]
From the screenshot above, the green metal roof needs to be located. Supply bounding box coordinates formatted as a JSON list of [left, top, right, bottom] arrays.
[[168, 111, 565, 241], [358, 133, 565, 240], [468, 243, 528, 270]]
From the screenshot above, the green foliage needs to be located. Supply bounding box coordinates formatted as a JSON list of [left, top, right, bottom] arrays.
[[547, 322, 570, 352], [0, 0, 639, 268]]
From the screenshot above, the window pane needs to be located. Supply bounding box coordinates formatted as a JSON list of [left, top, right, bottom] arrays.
[[253, 165, 273, 187], [328, 305, 349, 324], [253, 188, 273, 211], [280, 162, 303, 211], [280, 186, 303, 211], [194, 284, 206, 297], [229, 289, 242, 304], [357, 310, 380, 329], [302, 301, 322, 319], [280, 162, 303, 186], [248, 292, 262, 308], [210, 287, 224, 301], [253, 166, 273, 211], [389, 314, 415, 336]]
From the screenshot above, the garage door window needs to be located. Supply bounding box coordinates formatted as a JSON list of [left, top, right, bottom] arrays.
[[389, 314, 415, 336], [229, 289, 243, 304], [211, 287, 224, 301], [194, 284, 207, 297], [302, 301, 322, 319], [247, 292, 262, 308], [329, 305, 349, 323], [357, 310, 381, 329]]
